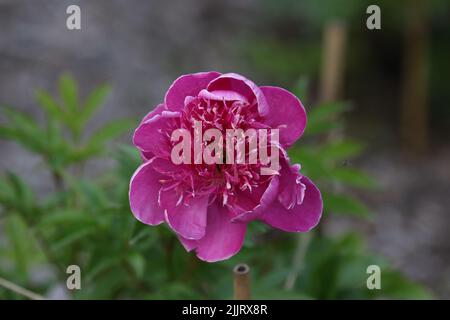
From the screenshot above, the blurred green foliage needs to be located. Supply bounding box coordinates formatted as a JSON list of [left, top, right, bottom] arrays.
[[0, 75, 430, 299]]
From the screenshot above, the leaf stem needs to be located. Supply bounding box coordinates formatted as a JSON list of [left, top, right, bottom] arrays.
[[0, 276, 45, 300], [284, 233, 312, 290]]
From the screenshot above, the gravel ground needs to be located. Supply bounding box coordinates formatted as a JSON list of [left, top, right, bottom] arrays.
[[364, 147, 450, 298], [326, 146, 450, 299]]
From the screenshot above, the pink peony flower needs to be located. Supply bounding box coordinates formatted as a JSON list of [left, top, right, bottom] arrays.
[[129, 72, 322, 262]]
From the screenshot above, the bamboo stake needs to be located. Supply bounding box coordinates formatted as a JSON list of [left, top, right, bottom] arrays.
[[233, 263, 250, 300], [315, 20, 348, 237], [319, 21, 347, 103], [400, 0, 429, 153]]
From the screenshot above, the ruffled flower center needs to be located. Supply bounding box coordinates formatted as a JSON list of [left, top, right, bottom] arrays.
[[160, 97, 276, 207]]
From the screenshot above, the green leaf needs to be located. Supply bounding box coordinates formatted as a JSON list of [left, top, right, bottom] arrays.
[[58, 74, 78, 113], [65, 145, 102, 164], [5, 172, 34, 210], [319, 140, 363, 161], [89, 119, 133, 147], [305, 102, 350, 136], [38, 209, 97, 228], [305, 120, 343, 136], [4, 214, 33, 277], [85, 256, 122, 282], [380, 270, 432, 299], [115, 145, 141, 180], [86, 256, 123, 282], [0, 107, 47, 153], [51, 228, 96, 252], [323, 192, 370, 217], [35, 90, 66, 121], [0, 125, 15, 140], [288, 146, 327, 180], [292, 77, 310, 104], [144, 283, 199, 299], [254, 290, 312, 300], [45, 116, 67, 155], [75, 179, 108, 208], [64, 120, 133, 164], [308, 101, 350, 122], [127, 253, 146, 279], [79, 84, 111, 128], [331, 167, 377, 189], [3, 107, 40, 134]]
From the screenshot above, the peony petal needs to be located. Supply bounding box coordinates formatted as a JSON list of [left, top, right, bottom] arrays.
[[138, 104, 166, 160], [165, 195, 209, 240], [132, 110, 180, 159], [140, 103, 166, 123], [178, 235, 197, 252], [277, 160, 306, 210], [261, 175, 322, 232], [140, 150, 154, 162], [181, 202, 247, 262], [198, 89, 249, 103], [232, 175, 280, 223], [165, 71, 221, 111], [206, 73, 269, 115], [129, 159, 165, 226], [260, 86, 307, 148]]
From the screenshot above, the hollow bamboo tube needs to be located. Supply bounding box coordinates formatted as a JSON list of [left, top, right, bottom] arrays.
[[233, 263, 250, 300]]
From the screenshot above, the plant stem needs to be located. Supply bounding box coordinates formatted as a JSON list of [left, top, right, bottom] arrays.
[[165, 236, 176, 280], [15, 209, 72, 298], [284, 233, 312, 290], [0, 276, 45, 300]]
